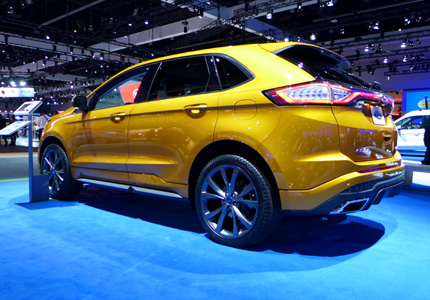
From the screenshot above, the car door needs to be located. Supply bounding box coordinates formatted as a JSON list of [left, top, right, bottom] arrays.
[[71, 67, 151, 182], [127, 56, 220, 189], [397, 116, 426, 151]]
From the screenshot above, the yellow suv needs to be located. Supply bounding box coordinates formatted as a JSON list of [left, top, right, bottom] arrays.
[[39, 43, 404, 247]]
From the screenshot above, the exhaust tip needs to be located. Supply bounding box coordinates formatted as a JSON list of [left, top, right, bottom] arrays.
[[330, 197, 370, 214]]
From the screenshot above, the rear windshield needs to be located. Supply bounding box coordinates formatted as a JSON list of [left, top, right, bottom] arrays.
[[276, 45, 372, 89]]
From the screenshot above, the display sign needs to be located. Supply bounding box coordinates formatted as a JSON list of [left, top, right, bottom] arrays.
[[119, 82, 141, 104], [402, 89, 430, 113], [13, 100, 43, 116], [0, 87, 35, 98], [0, 121, 30, 136]]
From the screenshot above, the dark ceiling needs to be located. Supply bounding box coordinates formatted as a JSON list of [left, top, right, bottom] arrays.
[[1, 0, 430, 100]]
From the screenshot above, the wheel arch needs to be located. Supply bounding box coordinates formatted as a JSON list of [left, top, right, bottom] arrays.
[[39, 135, 67, 166], [188, 140, 280, 209]]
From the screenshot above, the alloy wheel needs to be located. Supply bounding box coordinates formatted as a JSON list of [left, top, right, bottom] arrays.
[[200, 164, 259, 239], [42, 147, 65, 195]]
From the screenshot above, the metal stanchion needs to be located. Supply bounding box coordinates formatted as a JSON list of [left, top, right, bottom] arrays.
[[28, 112, 49, 203]]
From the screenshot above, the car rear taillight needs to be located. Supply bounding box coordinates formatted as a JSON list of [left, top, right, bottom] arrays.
[[264, 81, 393, 113]]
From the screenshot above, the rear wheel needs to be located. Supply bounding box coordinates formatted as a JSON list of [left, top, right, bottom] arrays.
[[41, 144, 82, 199], [195, 155, 280, 247]]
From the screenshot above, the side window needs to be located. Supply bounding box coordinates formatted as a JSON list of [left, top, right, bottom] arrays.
[[93, 68, 149, 110], [148, 57, 210, 101], [214, 56, 251, 89], [399, 116, 423, 129]]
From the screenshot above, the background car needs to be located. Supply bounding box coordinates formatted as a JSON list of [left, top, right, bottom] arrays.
[[395, 109, 430, 157], [39, 42, 404, 247]]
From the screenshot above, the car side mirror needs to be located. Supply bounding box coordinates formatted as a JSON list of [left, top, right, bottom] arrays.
[[72, 95, 88, 111]]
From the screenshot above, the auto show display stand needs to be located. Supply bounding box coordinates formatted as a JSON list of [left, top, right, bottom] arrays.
[[0, 101, 49, 202], [27, 117, 49, 202]]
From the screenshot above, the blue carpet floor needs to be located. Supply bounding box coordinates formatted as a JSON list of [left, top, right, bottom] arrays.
[[0, 178, 429, 300]]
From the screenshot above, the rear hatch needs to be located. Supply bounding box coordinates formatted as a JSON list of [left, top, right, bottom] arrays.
[[267, 44, 396, 162]]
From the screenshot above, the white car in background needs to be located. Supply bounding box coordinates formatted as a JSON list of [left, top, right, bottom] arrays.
[[395, 110, 430, 157]]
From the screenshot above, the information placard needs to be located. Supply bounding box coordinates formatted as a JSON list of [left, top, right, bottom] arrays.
[[0, 121, 30, 136], [13, 101, 43, 116]]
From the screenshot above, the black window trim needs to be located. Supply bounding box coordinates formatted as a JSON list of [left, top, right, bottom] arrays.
[[86, 52, 256, 108]]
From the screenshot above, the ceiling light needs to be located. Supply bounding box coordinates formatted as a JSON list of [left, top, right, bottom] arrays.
[[383, 57, 388, 64], [364, 45, 369, 52], [403, 56, 407, 62], [401, 41, 406, 48], [266, 9, 273, 20], [404, 17, 410, 25], [326, 0, 334, 7], [373, 21, 379, 30], [340, 28, 345, 34], [310, 33, 316, 40]]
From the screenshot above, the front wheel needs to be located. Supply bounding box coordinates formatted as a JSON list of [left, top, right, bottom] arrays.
[[41, 144, 82, 199], [195, 155, 280, 247]]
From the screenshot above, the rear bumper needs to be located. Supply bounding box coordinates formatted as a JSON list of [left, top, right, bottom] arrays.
[[318, 173, 403, 215], [279, 166, 404, 215]]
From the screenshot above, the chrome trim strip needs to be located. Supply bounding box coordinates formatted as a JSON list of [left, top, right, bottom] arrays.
[[77, 178, 183, 199]]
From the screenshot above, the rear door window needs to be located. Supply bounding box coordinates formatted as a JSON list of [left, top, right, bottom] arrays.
[[147, 56, 210, 101]]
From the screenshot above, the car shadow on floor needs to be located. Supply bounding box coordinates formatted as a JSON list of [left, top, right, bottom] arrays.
[[77, 185, 205, 234], [253, 214, 385, 256], [76, 185, 385, 257]]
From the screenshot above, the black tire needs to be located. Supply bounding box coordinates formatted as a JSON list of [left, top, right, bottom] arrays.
[[195, 155, 280, 247], [41, 144, 82, 200]]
